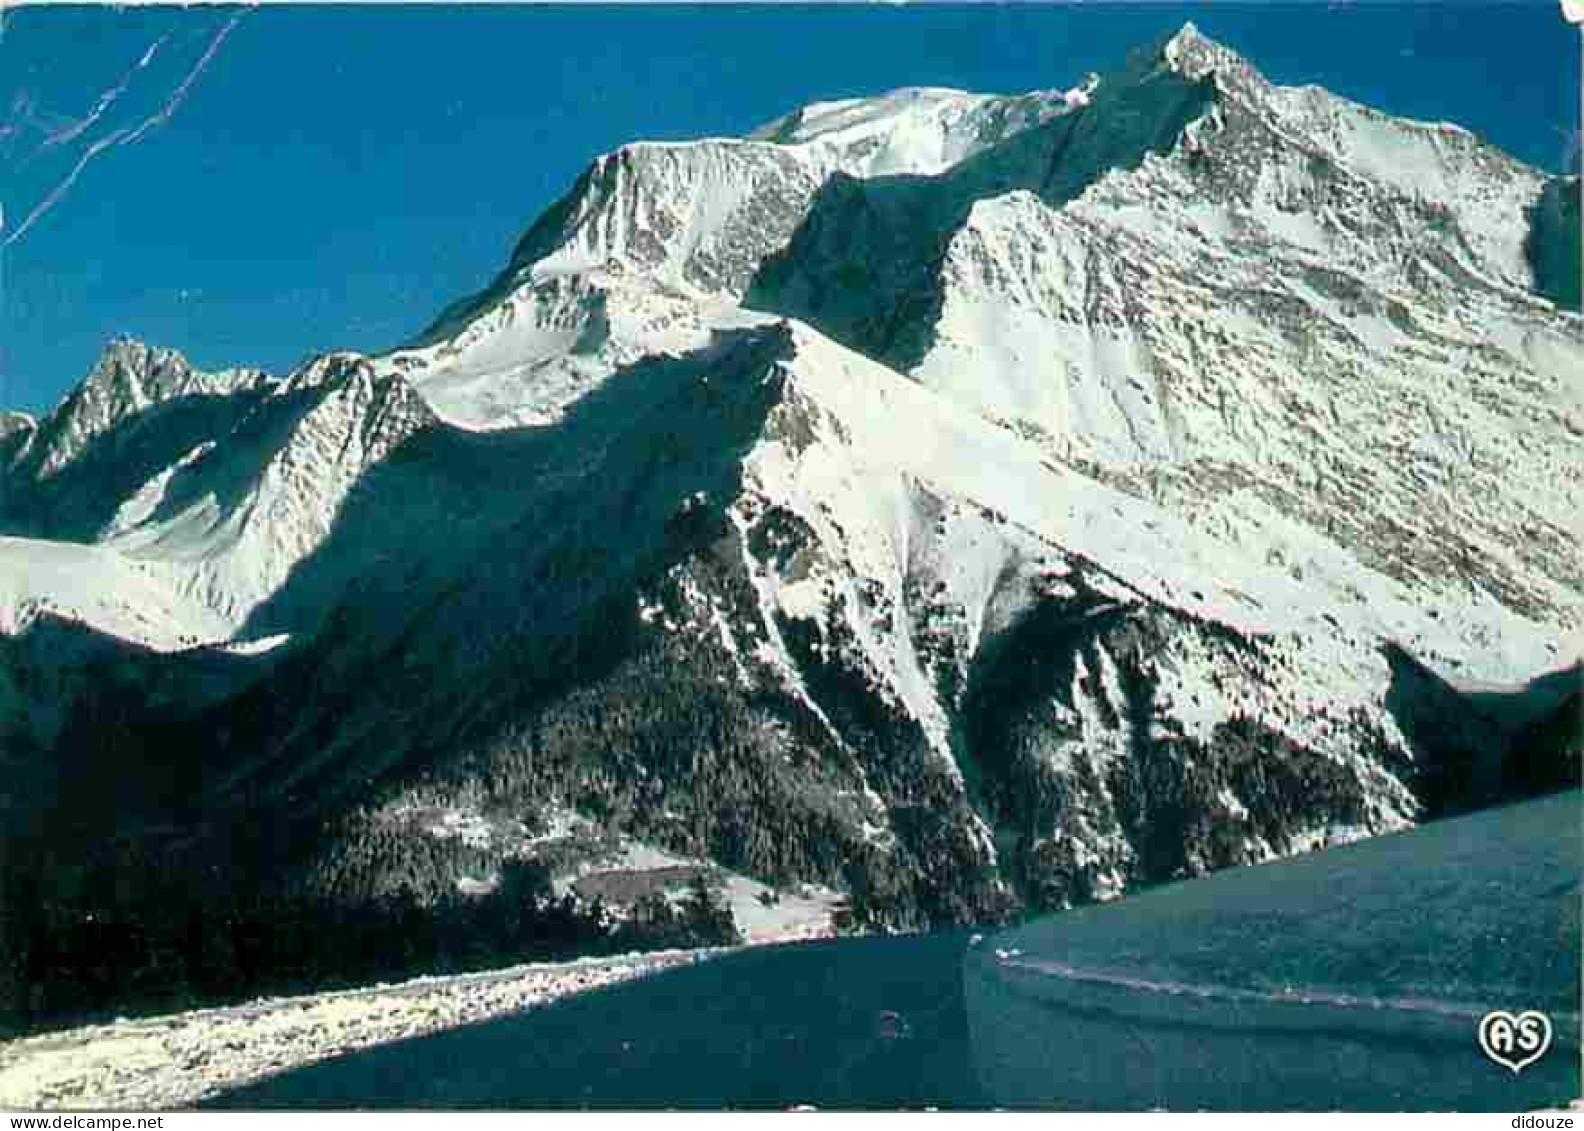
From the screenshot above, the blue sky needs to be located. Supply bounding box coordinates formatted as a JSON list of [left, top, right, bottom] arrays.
[[2, 2, 1578, 415]]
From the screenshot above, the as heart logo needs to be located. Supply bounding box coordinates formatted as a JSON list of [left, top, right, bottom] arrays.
[[1478, 1011, 1554, 1073]]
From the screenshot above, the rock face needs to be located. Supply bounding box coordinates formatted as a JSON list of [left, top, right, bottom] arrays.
[[1529, 174, 1583, 312], [1, 24, 1578, 930]]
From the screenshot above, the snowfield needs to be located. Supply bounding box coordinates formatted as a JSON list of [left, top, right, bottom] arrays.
[[0, 535, 232, 650]]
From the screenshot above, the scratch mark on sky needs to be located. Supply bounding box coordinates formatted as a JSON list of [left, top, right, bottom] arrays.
[[3, 13, 243, 249], [120, 15, 242, 150], [1, 90, 74, 149], [41, 33, 171, 152]]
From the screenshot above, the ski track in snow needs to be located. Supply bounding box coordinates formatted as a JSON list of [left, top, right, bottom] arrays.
[[996, 957, 1583, 1026]]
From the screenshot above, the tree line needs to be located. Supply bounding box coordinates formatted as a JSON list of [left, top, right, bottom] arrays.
[[0, 834, 739, 1040]]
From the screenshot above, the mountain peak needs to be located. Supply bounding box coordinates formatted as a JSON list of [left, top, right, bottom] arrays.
[[1161, 20, 1210, 58], [21, 339, 269, 482], [1156, 21, 1260, 88], [21, 338, 203, 478], [79, 336, 268, 411], [4, 21, 1580, 966], [88, 336, 195, 406]]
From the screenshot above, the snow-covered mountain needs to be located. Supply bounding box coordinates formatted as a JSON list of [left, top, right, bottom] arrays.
[[1, 25, 1578, 931]]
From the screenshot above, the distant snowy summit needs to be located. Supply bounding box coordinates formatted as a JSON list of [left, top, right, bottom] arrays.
[[2, 24, 1578, 932]]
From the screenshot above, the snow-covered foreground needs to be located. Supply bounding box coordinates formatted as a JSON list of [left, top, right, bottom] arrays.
[[967, 791, 1581, 1112], [0, 949, 715, 1111]]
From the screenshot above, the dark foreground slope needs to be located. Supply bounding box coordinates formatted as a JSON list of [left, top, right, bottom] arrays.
[[969, 787, 1580, 1111], [208, 790, 1579, 1111]]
